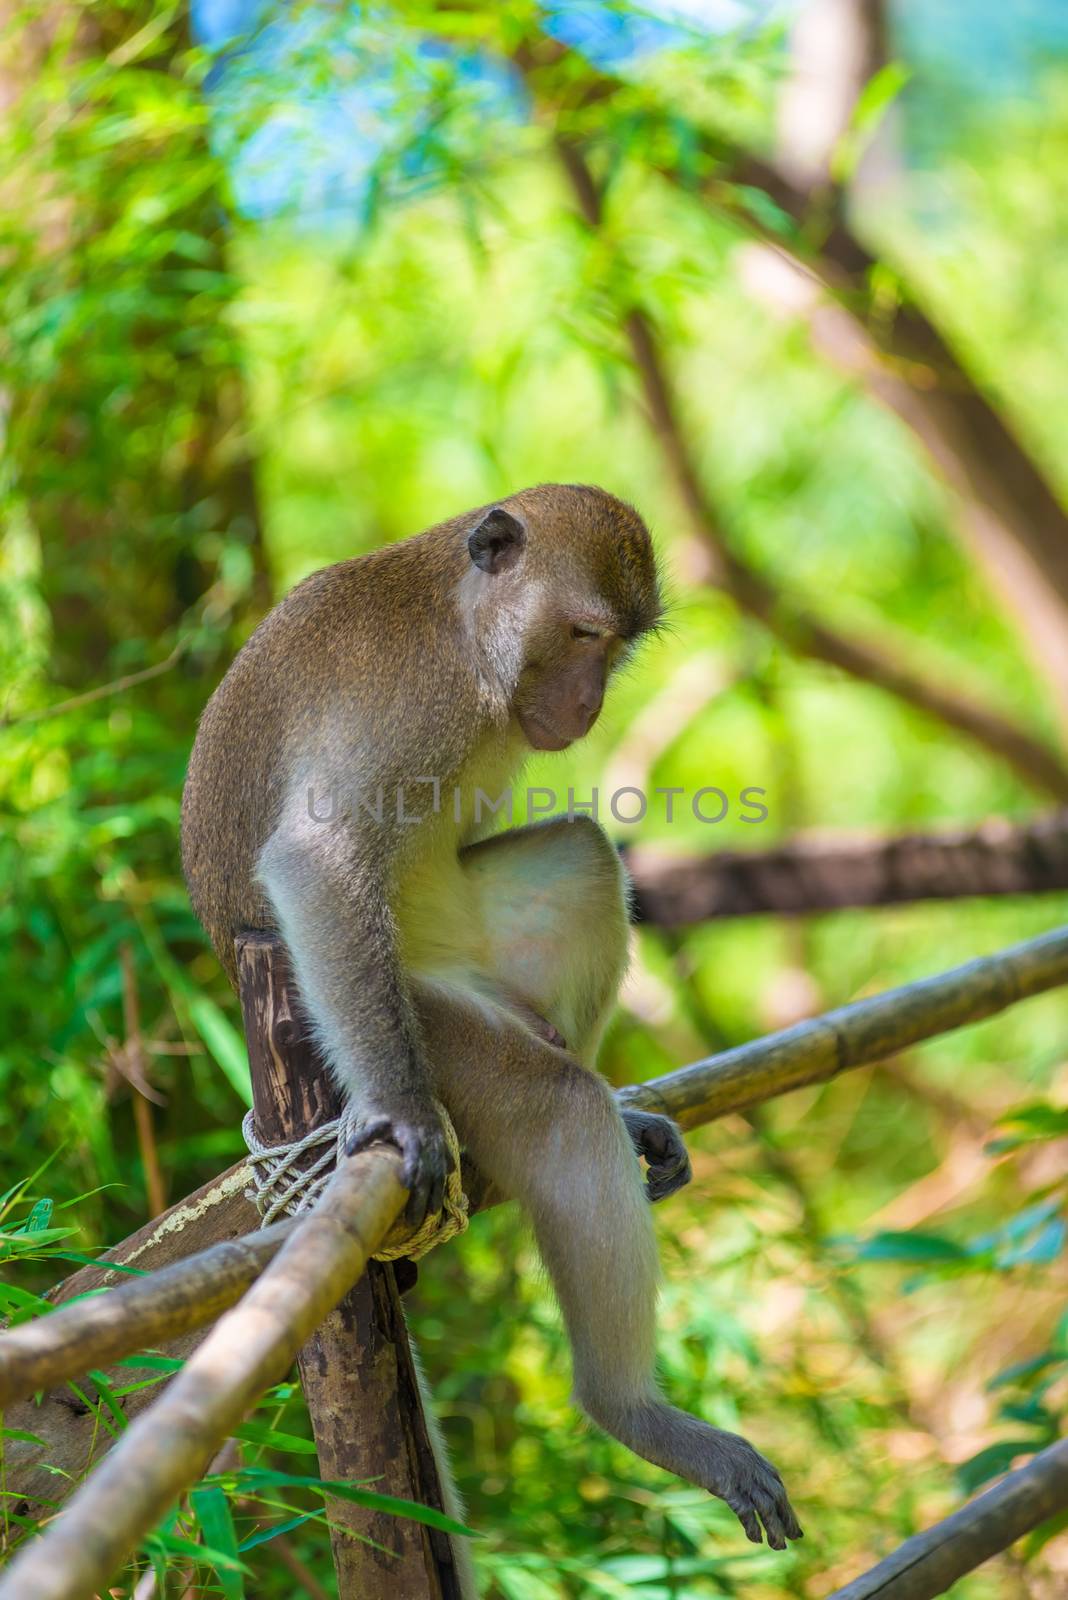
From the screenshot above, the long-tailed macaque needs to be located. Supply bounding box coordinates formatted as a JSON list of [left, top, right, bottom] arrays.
[[182, 484, 802, 1554]]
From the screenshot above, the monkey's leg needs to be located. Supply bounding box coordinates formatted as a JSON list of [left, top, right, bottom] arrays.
[[415, 987, 803, 1549], [461, 817, 690, 1199]]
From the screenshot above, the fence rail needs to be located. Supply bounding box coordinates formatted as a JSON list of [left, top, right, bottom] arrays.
[[2, 925, 1067, 1599]]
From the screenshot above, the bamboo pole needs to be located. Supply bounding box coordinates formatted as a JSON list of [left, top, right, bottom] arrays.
[[0, 1219, 293, 1407], [620, 925, 1068, 1129], [827, 1439, 1068, 1600], [0, 1163, 258, 1516], [0, 1145, 406, 1600]]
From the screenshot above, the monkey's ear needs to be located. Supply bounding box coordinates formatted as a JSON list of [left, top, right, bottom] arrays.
[[468, 508, 526, 575]]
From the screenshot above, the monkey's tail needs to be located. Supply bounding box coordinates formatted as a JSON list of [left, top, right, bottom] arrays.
[[410, 1339, 481, 1600]]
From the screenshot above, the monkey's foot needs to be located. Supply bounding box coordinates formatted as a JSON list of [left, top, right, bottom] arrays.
[[703, 1430, 803, 1550], [620, 1107, 692, 1202], [588, 1400, 803, 1550]]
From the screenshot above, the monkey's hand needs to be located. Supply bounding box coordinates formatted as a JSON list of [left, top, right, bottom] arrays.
[[620, 1107, 691, 1202], [704, 1430, 804, 1550], [345, 1099, 455, 1228]]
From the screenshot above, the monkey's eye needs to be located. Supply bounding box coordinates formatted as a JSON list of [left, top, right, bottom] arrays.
[[571, 624, 604, 642]]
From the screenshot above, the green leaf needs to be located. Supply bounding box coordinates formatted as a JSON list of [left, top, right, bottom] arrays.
[[46, 1252, 149, 1275], [1, 1224, 79, 1252], [191, 1484, 246, 1599], [64, 1379, 122, 1439], [186, 994, 253, 1104], [87, 1370, 128, 1432], [113, 1353, 186, 1373], [1, 1427, 48, 1446], [998, 1397, 1055, 1427], [144, 1527, 251, 1576], [238, 1511, 318, 1552], [991, 1101, 1068, 1150], [233, 1420, 318, 1456], [851, 61, 912, 135], [25, 1198, 54, 1232], [851, 1231, 971, 1264], [227, 1468, 478, 1538], [831, 60, 911, 182], [734, 185, 799, 241], [0, 1282, 53, 1322], [988, 1352, 1063, 1390], [957, 1439, 1038, 1494]]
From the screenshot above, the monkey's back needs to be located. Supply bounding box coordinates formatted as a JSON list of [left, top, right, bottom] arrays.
[[181, 529, 476, 988], [181, 483, 659, 989]]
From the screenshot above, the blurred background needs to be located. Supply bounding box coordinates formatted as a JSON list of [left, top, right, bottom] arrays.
[[2, 0, 1068, 1594]]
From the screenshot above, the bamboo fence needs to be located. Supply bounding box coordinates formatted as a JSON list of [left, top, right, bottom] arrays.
[[1, 926, 1067, 1599]]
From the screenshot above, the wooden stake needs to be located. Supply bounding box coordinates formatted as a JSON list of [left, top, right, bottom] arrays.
[[237, 931, 464, 1600]]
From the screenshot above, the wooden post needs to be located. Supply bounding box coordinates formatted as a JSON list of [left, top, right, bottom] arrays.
[[236, 932, 463, 1600]]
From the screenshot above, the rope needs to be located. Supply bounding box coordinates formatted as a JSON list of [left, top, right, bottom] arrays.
[[240, 1100, 469, 1261]]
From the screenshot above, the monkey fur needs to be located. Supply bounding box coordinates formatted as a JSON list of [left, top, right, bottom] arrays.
[[182, 484, 803, 1554]]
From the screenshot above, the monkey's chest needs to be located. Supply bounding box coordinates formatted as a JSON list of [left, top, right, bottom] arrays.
[[394, 732, 522, 985], [395, 842, 486, 986]]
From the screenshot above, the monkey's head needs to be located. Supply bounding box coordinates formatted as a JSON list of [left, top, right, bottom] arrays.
[[464, 484, 662, 752]]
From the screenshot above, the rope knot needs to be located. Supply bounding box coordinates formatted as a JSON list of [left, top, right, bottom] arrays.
[[240, 1100, 469, 1261]]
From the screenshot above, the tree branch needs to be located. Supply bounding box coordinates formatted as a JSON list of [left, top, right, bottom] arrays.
[[0, 640, 187, 730], [552, 135, 1068, 801], [626, 811, 1068, 923], [737, 245, 1068, 725], [518, 28, 1068, 657]]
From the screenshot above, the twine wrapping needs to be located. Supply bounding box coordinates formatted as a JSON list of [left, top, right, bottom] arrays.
[[241, 1100, 469, 1260]]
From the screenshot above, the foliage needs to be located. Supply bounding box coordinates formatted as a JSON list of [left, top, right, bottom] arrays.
[[2, 1, 1068, 1595]]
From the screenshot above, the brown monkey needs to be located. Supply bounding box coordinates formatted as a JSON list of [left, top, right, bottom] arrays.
[[182, 484, 803, 1552]]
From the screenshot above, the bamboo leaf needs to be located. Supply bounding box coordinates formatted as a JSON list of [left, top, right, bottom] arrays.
[[190, 1484, 247, 1598]]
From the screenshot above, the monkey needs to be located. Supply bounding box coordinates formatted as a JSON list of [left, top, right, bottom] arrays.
[[181, 484, 803, 1557]]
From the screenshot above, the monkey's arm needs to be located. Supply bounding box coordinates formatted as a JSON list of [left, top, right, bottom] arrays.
[[256, 811, 454, 1225]]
